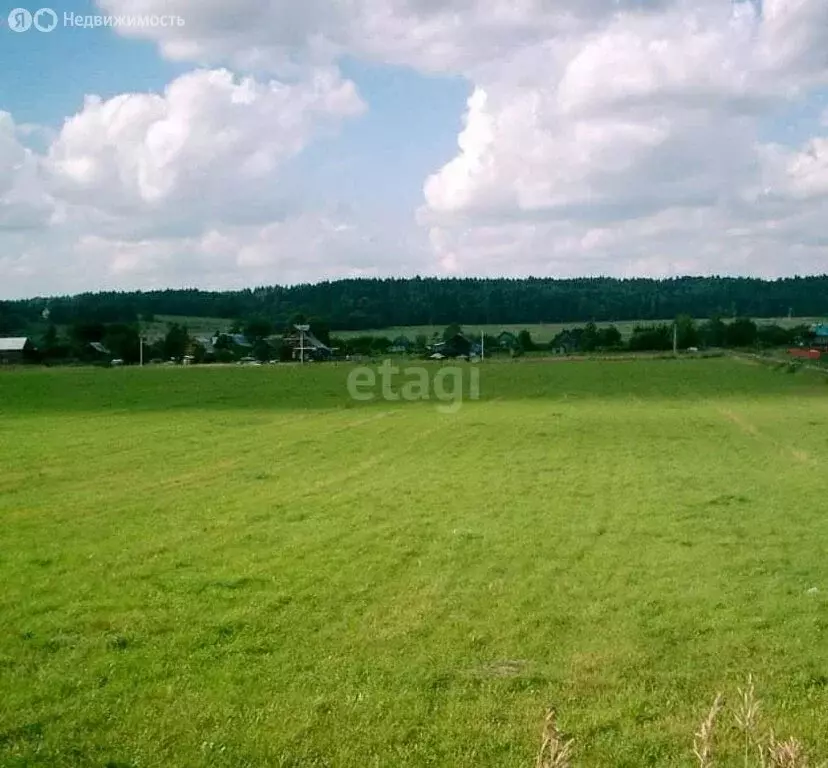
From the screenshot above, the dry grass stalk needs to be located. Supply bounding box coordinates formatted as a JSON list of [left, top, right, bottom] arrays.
[[531, 676, 823, 767], [536, 709, 574, 768], [694, 693, 724, 768], [766, 735, 808, 768], [735, 675, 761, 732], [735, 674, 763, 767]]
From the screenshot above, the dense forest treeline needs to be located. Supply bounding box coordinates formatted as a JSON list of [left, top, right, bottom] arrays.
[[2, 276, 828, 334]]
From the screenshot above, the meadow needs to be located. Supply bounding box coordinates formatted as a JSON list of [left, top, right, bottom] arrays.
[[1, 358, 828, 767], [79, 314, 821, 345], [134, 315, 232, 342], [336, 317, 823, 344]]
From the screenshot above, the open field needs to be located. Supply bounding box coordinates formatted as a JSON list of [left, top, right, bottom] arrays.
[[140, 315, 232, 341], [2, 359, 828, 766], [336, 317, 825, 344], [41, 316, 230, 344], [42, 314, 820, 345]]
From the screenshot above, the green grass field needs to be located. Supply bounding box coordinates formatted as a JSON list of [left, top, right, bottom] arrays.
[[142, 315, 232, 341], [72, 314, 821, 345], [339, 317, 824, 344], [2, 358, 828, 766]]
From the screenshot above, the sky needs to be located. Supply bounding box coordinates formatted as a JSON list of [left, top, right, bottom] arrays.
[[1, 0, 828, 299]]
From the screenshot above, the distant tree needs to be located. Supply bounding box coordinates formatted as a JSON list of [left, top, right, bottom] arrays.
[[580, 322, 599, 352], [163, 323, 190, 360], [724, 317, 758, 348], [789, 324, 815, 346], [628, 324, 673, 351], [328, 337, 346, 356], [41, 323, 58, 350], [71, 321, 106, 344], [414, 334, 429, 353], [243, 317, 273, 343], [698, 317, 727, 348], [371, 337, 392, 355], [675, 314, 699, 349], [517, 329, 536, 352], [344, 335, 392, 356], [479, 333, 497, 355], [756, 324, 795, 348], [0, 303, 15, 335], [309, 316, 331, 346], [443, 323, 463, 341], [550, 329, 577, 353], [214, 333, 233, 351], [597, 325, 622, 349], [40, 324, 69, 360], [191, 340, 208, 364], [146, 338, 165, 361], [278, 341, 295, 362], [253, 339, 272, 362], [286, 313, 308, 332], [103, 323, 141, 363]]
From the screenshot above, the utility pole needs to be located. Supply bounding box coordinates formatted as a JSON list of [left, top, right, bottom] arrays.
[[296, 324, 310, 364], [138, 316, 144, 367], [673, 322, 678, 356], [481, 331, 485, 362]]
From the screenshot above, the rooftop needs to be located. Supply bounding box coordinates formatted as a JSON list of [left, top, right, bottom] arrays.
[[0, 337, 29, 352]]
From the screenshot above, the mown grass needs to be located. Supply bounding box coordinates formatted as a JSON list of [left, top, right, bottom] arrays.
[[1, 358, 828, 767]]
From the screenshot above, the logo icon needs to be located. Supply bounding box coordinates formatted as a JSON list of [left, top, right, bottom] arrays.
[[7, 7, 32, 31], [33, 6, 56, 31]]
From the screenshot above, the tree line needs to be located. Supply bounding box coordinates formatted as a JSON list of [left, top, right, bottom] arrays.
[[2, 275, 828, 334], [544, 317, 815, 354]]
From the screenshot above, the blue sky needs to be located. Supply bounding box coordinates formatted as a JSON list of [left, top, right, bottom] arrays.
[[1, 0, 828, 297], [281, 59, 469, 220], [1, 3, 469, 224], [0, 0, 187, 124]]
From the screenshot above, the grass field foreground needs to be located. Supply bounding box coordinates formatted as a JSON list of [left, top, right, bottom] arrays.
[[2, 358, 828, 767]]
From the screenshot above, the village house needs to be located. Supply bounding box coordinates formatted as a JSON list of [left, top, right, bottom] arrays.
[[390, 335, 413, 354], [0, 337, 35, 364], [429, 333, 472, 359], [281, 325, 333, 361], [496, 331, 519, 352]]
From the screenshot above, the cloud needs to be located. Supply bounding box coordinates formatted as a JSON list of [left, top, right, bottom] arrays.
[[0, 207, 423, 299], [93, 0, 671, 74], [419, 0, 828, 276], [0, 68, 386, 297], [46, 67, 364, 226], [5, 0, 828, 298], [0, 113, 54, 231], [87, 0, 828, 279]]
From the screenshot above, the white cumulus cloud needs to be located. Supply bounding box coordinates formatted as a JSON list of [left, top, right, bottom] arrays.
[[0, 67, 381, 297], [4, 0, 828, 297]]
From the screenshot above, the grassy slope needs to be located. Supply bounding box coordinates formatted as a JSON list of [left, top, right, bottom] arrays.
[[1, 360, 828, 766]]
